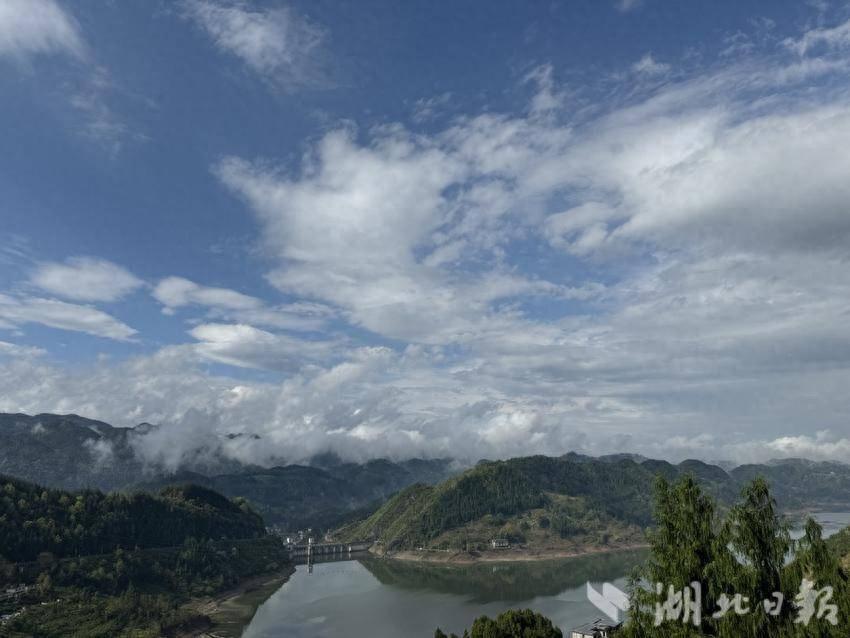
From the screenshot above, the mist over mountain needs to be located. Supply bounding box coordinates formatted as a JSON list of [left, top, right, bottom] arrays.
[[0, 412, 459, 530], [0, 413, 260, 490], [5, 412, 850, 490]]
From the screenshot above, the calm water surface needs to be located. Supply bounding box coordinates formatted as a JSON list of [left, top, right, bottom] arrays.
[[244, 549, 644, 637], [244, 512, 850, 638]]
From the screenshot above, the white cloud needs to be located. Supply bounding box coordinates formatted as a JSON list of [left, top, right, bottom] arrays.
[[30, 256, 144, 302], [0, 1, 142, 155], [0, 294, 137, 341], [226, 303, 332, 332], [188, 322, 335, 371], [547, 87, 850, 257], [153, 276, 329, 332], [214, 122, 580, 343], [0, 340, 46, 358], [4, 13, 850, 466], [2, 333, 848, 466], [200, 14, 850, 463], [784, 17, 850, 56], [412, 92, 451, 123], [524, 64, 564, 114], [632, 53, 670, 76], [182, 0, 326, 89], [0, 0, 84, 59], [83, 437, 115, 467], [153, 276, 261, 313]]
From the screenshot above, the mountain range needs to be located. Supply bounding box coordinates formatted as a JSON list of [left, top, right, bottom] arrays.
[[0, 412, 456, 530], [4, 413, 850, 537]]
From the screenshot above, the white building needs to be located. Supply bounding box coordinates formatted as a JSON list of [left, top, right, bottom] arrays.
[[570, 620, 621, 638]]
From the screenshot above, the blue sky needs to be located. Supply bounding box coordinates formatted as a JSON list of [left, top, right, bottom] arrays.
[[2, 0, 850, 466]]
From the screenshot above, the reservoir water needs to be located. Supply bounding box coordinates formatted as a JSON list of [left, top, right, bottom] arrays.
[[244, 512, 850, 638], [244, 549, 644, 638]]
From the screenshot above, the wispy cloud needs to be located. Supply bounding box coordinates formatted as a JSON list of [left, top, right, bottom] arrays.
[[153, 276, 261, 314], [784, 16, 850, 55], [189, 322, 336, 371], [632, 53, 670, 76], [30, 256, 144, 302], [0, 340, 45, 359], [181, 0, 327, 90], [67, 66, 149, 157], [0, 0, 85, 60], [152, 276, 329, 331], [0, 0, 144, 155], [0, 294, 137, 341]]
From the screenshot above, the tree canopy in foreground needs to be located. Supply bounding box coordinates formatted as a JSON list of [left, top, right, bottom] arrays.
[[435, 477, 850, 638]]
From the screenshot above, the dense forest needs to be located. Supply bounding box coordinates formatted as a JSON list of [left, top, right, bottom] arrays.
[[339, 454, 850, 553], [0, 475, 289, 637], [337, 455, 720, 550], [0, 475, 265, 562], [1, 535, 290, 637], [137, 456, 455, 532]]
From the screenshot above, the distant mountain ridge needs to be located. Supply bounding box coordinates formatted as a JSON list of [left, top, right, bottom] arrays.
[[4, 413, 850, 534], [0, 412, 458, 530], [0, 412, 148, 491], [0, 412, 255, 491]]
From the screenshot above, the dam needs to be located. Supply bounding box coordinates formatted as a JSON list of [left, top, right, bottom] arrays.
[[286, 539, 372, 561]]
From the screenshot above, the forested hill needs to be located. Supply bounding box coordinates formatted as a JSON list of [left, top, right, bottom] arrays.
[[0, 475, 265, 563], [337, 455, 664, 550], [134, 457, 457, 532], [337, 454, 850, 552]]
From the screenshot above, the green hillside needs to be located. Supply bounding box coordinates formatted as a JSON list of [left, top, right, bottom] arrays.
[[0, 476, 288, 637], [336, 455, 659, 551], [337, 454, 850, 554], [0, 475, 265, 563], [134, 457, 456, 532]]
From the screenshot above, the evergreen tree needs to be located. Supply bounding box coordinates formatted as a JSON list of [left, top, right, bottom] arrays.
[[435, 609, 561, 638], [720, 478, 794, 637], [624, 476, 848, 638]]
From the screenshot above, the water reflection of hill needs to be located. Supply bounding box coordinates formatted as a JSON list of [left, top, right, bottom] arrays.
[[358, 549, 647, 604]]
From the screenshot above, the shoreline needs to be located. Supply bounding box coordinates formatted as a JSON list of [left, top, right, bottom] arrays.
[[377, 542, 649, 564], [184, 564, 296, 638]]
